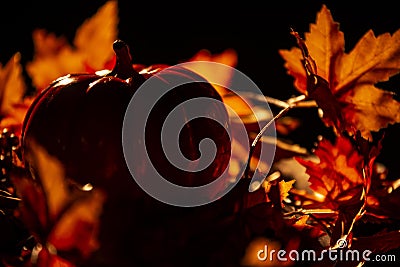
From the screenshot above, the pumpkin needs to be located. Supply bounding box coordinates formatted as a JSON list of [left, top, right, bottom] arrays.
[[21, 39, 231, 192], [19, 39, 233, 266]]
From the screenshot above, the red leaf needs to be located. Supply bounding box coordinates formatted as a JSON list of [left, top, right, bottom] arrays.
[[295, 135, 368, 209]]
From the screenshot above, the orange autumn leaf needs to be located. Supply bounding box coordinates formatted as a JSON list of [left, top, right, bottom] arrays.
[[26, 0, 118, 91], [47, 189, 104, 259], [189, 48, 238, 68], [12, 142, 106, 265], [279, 179, 296, 203], [25, 142, 70, 221], [187, 47, 238, 96], [0, 96, 35, 137], [0, 53, 26, 117], [188, 48, 275, 129], [262, 172, 296, 208], [279, 4, 400, 139], [295, 135, 370, 210]]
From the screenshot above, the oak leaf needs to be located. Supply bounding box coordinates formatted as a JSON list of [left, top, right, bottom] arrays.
[[26, 0, 118, 91], [279, 4, 400, 139]]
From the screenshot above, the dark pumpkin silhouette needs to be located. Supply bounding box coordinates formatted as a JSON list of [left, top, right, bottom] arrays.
[[20, 40, 242, 266]]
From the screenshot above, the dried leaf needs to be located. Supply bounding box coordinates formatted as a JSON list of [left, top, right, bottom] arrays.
[[26, 1, 118, 91], [279, 5, 400, 139]]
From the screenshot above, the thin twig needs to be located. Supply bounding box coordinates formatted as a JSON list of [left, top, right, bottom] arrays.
[[292, 100, 317, 108], [251, 106, 291, 148], [243, 94, 317, 178], [264, 95, 317, 109], [264, 96, 290, 109], [244, 105, 291, 178]]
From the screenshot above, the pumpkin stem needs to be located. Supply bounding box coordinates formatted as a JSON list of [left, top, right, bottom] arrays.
[[111, 40, 143, 82]]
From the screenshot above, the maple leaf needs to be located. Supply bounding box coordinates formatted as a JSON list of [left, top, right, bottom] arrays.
[[294, 134, 384, 246], [295, 135, 369, 210], [26, 0, 118, 91], [11, 141, 106, 266], [279, 4, 400, 139]]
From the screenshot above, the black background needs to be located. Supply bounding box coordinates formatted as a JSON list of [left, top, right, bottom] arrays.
[[0, 0, 399, 175]]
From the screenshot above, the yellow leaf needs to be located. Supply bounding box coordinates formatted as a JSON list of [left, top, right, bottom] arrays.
[[0, 53, 26, 115], [293, 215, 309, 227], [279, 179, 296, 202]]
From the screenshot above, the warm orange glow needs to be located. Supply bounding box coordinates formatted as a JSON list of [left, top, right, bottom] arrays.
[[187, 48, 238, 97]]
